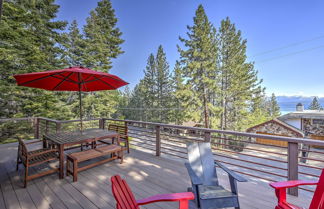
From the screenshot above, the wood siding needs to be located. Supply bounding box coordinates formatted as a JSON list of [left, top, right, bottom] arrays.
[[310, 135, 324, 148], [256, 132, 288, 147]]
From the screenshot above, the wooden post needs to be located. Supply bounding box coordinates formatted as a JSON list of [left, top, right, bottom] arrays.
[[288, 142, 299, 196], [300, 143, 309, 163], [156, 125, 161, 156], [45, 120, 49, 134], [56, 122, 61, 134], [205, 131, 211, 142], [99, 119, 105, 129], [34, 118, 40, 139]]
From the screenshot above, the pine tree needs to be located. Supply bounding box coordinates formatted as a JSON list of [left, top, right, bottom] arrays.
[[82, 90, 120, 118], [0, 0, 70, 119], [125, 83, 146, 121], [155, 45, 172, 122], [178, 5, 218, 128], [217, 17, 262, 130], [142, 54, 157, 121], [171, 61, 190, 125], [83, 0, 124, 72], [116, 86, 132, 119], [63, 20, 86, 66], [244, 87, 271, 128], [78, 0, 125, 118], [268, 93, 281, 117], [122, 46, 174, 123], [309, 97, 322, 110]]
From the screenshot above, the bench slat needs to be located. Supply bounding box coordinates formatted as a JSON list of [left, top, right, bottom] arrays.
[[69, 149, 103, 162], [66, 144, 124, 182], [96, 144, 121, 154]]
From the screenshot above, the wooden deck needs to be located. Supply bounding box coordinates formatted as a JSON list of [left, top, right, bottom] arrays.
[[0, 142, 312, 209]]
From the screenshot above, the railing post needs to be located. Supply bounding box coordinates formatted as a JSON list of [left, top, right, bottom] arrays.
[[99, 118, 105, 129], [156, 125, 161, 156], [205, 131, 211, 142], [45, 120, 49, 134], [34, 117, 40, 139], [56, 122, 61, 133], [288, 142, 299, 196]]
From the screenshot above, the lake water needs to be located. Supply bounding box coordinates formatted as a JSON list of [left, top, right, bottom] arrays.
[[277, 96, 324, 115]]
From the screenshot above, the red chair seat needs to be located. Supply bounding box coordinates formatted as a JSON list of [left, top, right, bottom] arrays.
[[111, 175, 194, 209], [270, 169, 324, 209]]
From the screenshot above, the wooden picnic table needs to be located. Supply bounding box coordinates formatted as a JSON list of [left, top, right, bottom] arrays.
[[44, 128, 120, 179]]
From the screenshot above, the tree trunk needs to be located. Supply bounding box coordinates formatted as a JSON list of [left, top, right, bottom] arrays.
[[0, 0, 3, 22], [203, 88, 209, 128]]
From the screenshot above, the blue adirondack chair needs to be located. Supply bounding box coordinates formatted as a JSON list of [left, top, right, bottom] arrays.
[[185, 142, 247, 209]]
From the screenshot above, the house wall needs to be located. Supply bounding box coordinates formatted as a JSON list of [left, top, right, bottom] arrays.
[[302, 118, 324, 136], [284, 119, 301, 129], [247, 122, 302, 138]]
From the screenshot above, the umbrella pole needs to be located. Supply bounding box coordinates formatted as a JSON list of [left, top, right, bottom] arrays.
[[79, 89, 83, 133], [78, 72, 83, 133]]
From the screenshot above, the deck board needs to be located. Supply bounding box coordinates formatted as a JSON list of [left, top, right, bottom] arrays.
[[0, 142, 312, 209], [33, 177, 68, 209], [0, 158, 21, 209], [42, 174, 83, 209], [5, 159, 38, 209], [0, 182, 6, 209], [26, 183, 52, 209]]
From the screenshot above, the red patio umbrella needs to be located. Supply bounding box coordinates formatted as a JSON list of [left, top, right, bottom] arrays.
[[14, 66, 128, 131]]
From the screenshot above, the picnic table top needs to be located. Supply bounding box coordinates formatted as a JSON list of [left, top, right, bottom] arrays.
[[43, 128, 119, 145]]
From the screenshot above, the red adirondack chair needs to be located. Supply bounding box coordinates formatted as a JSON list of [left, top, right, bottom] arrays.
[[111, 175, 194, 209], [270, 169, 324, 209]]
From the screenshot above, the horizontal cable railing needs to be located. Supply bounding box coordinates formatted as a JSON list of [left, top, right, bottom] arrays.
[[101, 118, 324, 197], [0, 117, 36, 143], [1, 117, 324, 197]]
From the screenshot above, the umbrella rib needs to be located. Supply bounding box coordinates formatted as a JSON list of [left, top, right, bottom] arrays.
[[82, 74, 95, 91], [102, 74, 127, 83], [52, 75, 79, 84], [79, 72, 89, 92], [96, 76, 117, 89], [84, 74, 127, 84], [19, 71, 66, 86], [83, 74, 95, 82], [83, 75, 106, 84], [83, 75, 126, 85], [53, 72, 74, 90]]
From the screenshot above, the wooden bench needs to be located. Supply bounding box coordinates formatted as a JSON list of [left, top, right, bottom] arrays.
[[66, 144, 123, 182], [99, 124, 130, 153]]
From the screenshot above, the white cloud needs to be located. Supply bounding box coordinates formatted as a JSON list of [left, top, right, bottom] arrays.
[[272, 91, 324, 98]]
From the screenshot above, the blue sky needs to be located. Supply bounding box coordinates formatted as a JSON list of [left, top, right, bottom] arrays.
[[55, 0, 324, 97]]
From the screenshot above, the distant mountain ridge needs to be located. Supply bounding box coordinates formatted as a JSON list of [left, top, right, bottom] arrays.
[[276, 96, 324, 114]]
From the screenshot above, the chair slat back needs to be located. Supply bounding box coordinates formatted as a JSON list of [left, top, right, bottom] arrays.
[[310, 169, 324, 209], [17, 138, 28, 157], [108, 124, 127, 139], [187, 142, 204, 181], [111, 175, 139, 209], [199, 142, 219, 185], [187, 142, 218, 186]]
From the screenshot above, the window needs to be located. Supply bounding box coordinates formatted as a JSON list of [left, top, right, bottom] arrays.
[[312, 119, 324, 125]]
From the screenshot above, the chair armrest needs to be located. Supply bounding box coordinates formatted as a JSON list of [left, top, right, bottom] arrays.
[[137, 192, 194, 205], [25, 139, 43, 145], [119, 134, 128, 139], [28, 149, 58, 158], [270, 180, 318, 189], [214, 161, 247, 182], [184, 163, 203, 185]]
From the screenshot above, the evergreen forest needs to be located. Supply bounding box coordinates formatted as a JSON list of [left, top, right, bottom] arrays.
[[0, 0, 281, 136]]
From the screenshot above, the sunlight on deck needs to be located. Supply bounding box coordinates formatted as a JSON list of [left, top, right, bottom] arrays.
[[0, 142, 311, 209]]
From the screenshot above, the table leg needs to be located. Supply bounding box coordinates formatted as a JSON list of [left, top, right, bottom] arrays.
[[59, 144, 64, 179], [43, 138, 47, 148]]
